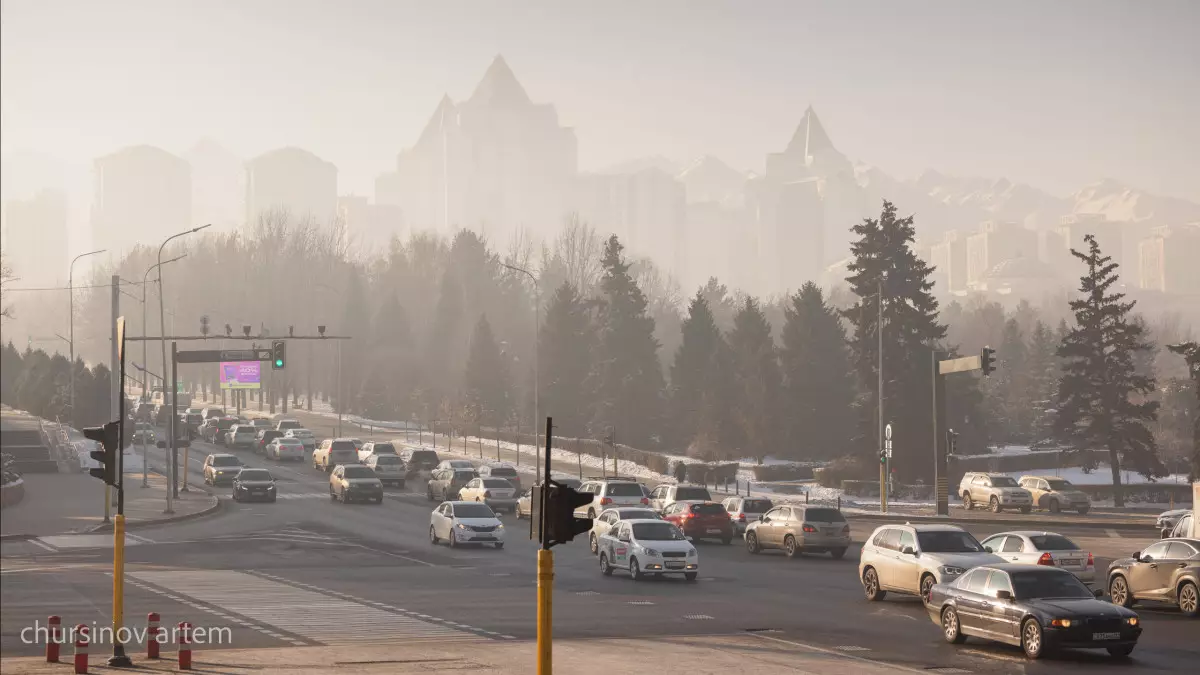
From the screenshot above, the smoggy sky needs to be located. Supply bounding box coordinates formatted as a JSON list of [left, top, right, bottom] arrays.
[[2, 0, 1198, 200]]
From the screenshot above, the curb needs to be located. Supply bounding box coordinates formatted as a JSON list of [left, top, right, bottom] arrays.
[[844, 511, 1154, 532], [86, 491, 222, 534], [0, 533, 37, 541]]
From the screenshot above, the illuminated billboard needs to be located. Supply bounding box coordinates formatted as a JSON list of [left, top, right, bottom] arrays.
[[220, 361, 261, 390]]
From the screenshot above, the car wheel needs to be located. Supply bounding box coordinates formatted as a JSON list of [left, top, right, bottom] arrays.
[[1020, 506, 1031, 514], [449, 529, 457, 548], [599, 552, 613, 576], [629, 557, 643, 582], [721, 535, 733, 546], [863, 567, 885, 601], [588, 508, 596, 519], [590, 533, 598, 555], [784, 535, 798, 559], [1106, 645, 1134, 658], [1049, 499, 1060, 514], [942, 606, 967, 644], [375, 496, 384, 505], [1020, 618, 1045, 659], [329, 490, 337, 501], [1077, 507, 1089, 515], [989, 497, 1001, 513], [429, 526, 439, 545], [920, 575, 936, 606], [1178, 581, 1199, 617], [1109, 575, 1134, 608], [746, 532, 761, 554], [830, 547, 847, 560], [962, 492, 973, 510], [684, 572, 698, 582], [494, 542, 504, 549]]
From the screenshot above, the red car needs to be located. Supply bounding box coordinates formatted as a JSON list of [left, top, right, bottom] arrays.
[[662, 501, 735, 545]]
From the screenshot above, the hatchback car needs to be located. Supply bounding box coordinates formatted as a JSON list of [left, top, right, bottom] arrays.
[[589, 506, 661, 554], [267, 437, 305, 461], [224, 424, 257, 449], [459, 477, 518, 512], [477, 463, 522, 492], [427, 468, 478, 501], [577, 478, 652, 518], [329, 464, 384, 504], [232, 468, 277, 503], [429, 501, 505, 548], [721, 496, 774, 536], [274, 418, 301, 432], [861, 524, 1004, 604], [745, 505, 850, 559], [1107, 538, 1199, 617], [597, 519, 698, 581], [437, 459, 476, 472], [203, 453, 244, 486], [514, 478, 583, 520], [648, 484, 713, 514], [358, 441, 398, 463], [1018, 475, 1091, 514], [313, 438, 358, 472], [662, 501, 735, 545], [981, 531, 1095, 585], [365, 454, 406, 487]]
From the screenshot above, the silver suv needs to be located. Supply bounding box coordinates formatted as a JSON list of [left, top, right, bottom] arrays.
[[860, 523, 1003, 604], [959, 472, 1032, 513], [1017, 475, 1091, 515]]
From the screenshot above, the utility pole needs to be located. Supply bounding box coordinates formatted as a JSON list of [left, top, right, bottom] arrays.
[[106, 276, 120, 522], [877, 277, 885, 514]]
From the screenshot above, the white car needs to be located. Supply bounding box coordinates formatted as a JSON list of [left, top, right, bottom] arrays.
[[285, 428, 317, 451], [721, 496, 774, 535], [267, 437, 305, 461], [429, 501, 505, 549], [437, 459, 476, 471], [859, 523, 1003, 604], [458, 477, 519, 512], [647, 484, 713, 514], [597, 519, 698, 581], [589, 506, 662, 555], [359, 441, 398, 463], [980, 531, 1095, 585], [574, 478, 652, 518]]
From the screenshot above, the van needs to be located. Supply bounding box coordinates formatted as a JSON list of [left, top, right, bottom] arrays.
[[313, 438, 359, 472]]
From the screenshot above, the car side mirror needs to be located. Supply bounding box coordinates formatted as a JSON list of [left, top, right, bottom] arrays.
[[901, 546, 916, 556], [1132, 552, 1142, 562], [996, 590, 1012, 601], [1093, 588, 1104, 598], [985, 545, 994, 553]]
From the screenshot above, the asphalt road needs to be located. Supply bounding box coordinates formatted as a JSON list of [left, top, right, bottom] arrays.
[[2, 434, 1195, 674]]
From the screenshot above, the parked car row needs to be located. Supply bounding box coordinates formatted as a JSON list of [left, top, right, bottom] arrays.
[[959, 472, 1092, 515]]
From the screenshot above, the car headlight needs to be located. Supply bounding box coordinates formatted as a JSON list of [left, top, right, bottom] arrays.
[[496, 523, 504, 529], [644, 548, 661, 557], [456, 523, 469, 530], [1126, 617, 1138, 626], [1050, 618, 1073, 628], [938, 565, 966, 576]]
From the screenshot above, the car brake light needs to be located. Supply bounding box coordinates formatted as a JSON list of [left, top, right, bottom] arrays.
[[738, 513, 746, 522], [600, 497, 612, 506], [1037, 552, 1054, 566], [683, 512, 694, 519], [640, 497, 649, 505], [802, 524, 817, 533], [842, 525, 851, 534], [484, 491, 492, 499], [1086, 552, 1094, 567]]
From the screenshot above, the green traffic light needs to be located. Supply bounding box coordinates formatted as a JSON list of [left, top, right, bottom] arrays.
[[275, 359, 284, 367]]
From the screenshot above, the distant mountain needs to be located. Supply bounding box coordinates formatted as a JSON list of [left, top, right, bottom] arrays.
[[1067, 179, 1200, 224]]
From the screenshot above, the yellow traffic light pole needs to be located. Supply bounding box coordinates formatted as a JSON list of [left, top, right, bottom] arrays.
[[537, 417, 554, 675]]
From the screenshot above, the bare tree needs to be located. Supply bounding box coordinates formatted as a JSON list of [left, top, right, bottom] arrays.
[[1, 253, 17, 320]]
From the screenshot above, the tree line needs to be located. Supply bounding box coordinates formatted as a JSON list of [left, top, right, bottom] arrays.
[[0, 343, 114, 429]]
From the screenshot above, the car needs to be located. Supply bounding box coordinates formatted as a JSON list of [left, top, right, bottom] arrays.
[[648, 484, 713, 514], [347, 438, 365, 454], [203, 453, 244, 486], [249, 418, 273, 429], [224, 424, 258, 449], [200, 406, 226, 421], [182, 412, 204, 434], [928, 564, 1141, 659], [458, 477, 519, 512], [980, 531, 1095, 585], [1107, 538, 1199, 617], [267, 437, 305, 461], [662, 501, 735, 545], [275, 418, 301, 432], [1157, 509, 1192, 538], [231, 468, 277, 503], [1165, 512, 1194, 539], [589, 506, 662, 554], [477, 463, 522, 492], [959, 472, 1033, 513], [256, 429, 284, 454], [576, 478, 652, 519], [131, 424, 156, 445], [437, 459, 476, 471], [364, 453, 406, 487], [860, 523, 1004, 605], [285, 428, 317, 451], [597, 519, 698, 581], [721, 496, 774, 535], [204, 416, 239, 445], [1018, 475, 1091, 514], [745, 504, 850, 559], [514, 478, 585, 520], [429, 501, 505, 548], [329, 464, 384, 504], [313, 438, 358, 472], [358, 441, 398, 463], [402, 448, 441, 481], [427, 468, 478, 501]]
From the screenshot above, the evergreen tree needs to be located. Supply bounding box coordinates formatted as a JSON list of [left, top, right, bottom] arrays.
[[779, 282, 856, 460], [1, 341, 23, 404], [1165, 343, 1199, 480], [728, 298, 783, 463], [425, 269, 464, 412], [590, 235, 665, 448], [698, 277, 736, 333], [1026, 320, 1060, 447], [667, 292, 734, 452], [463, 314, 512, 428], [845, 201, 947, 480], [538, 282, 595, 437], [986, 318, 1031, 445], [1054, 235, 1162, 505], [339, 268, 371, 414], [362, 293, 416, 420]]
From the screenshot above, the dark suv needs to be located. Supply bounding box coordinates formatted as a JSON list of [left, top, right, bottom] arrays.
[[427, 468, 478, 501]]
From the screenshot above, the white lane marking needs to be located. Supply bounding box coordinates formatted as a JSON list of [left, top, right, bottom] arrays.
[[27, 539, 57, 552], [1106, 528, 1120, 538], [749, 633, 933, 675]]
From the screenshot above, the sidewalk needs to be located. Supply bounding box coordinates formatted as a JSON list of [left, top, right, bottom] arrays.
[[0, 634, 915, 674], [0, 471, 217, 539]]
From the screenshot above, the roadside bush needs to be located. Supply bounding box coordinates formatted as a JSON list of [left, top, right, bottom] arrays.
[[816, 454, 871, 488], [752, 464, 815, 481]]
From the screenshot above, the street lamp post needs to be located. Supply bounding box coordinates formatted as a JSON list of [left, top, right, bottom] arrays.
[[158, 224, 210, 501], [501, 263, 540, 483], [142, 255, 186, 398], [316, 282, 344, 437], [68, 249, 106, 428]]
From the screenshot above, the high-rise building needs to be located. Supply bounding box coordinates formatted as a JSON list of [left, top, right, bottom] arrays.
[[391, 56, 577, 241], [576, 167, 686, 274], [930, 230, 969, 295], [3, 189, 68, 286], [338, 194, 404, 250], [185, 139, 243, 230], [965, 220, 1039, 288], [245, 148, 338, 226], [1139, 224, 1200, 294], [91, 145, 192, 253], [1051, 213, 1123, 270]]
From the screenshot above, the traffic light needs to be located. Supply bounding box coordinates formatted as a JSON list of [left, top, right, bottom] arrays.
[[543, 481, 594, 547], [880, 448, 887, 465], [83, 421, 120, 485], [271, 340, 286, 370], [946, 429, 960, 456], [980, 346, 996, 376]]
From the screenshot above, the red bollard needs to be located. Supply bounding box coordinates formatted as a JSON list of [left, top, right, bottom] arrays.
[[177, 621, 192, 670], [46, 615, 61, 662], [72, 624, 88, 674], [146, 612, 161, 659]]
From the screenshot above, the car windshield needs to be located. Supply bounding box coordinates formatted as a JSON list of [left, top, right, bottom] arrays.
[[373, 456, 402, 465], [804, 508, 846, 523], [238, 469, 271, 481], [990, 476, 1019, 487], [454, 503, 495, 519], [617, 509, 658, 520], [916, 530, 985, 553], [743, 499, 773, 512], [633, 522, 686, 541], [483, 478, 512, 488], [1045, 480, 1073, 490], [453, 470, 476, 481], [342, 466, 375, 479], [676, 487, 711, 500], [1011, 571, 1094, 599], [489, 467, 517, 477], [372, 443, 396, 454], [691, 503, 727, 515], [1030, 535, 1079, 551], [212, 456, 241, 467], [605, 483, 644, 497]]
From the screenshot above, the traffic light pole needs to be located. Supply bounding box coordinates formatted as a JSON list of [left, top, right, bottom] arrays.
[[111, 317, 133, 666], [537, 417, 553, 675]]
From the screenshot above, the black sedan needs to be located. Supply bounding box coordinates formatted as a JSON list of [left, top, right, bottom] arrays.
[[928, 564, 1140, 659], [231, 468, 278, 503]]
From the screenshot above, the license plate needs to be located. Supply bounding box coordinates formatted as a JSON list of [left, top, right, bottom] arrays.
[[824, 528, 840, 535], [665, 562, 684, 569], [1062, 560, 1081, 567], [1093, 632, 1120, 641], [706, 528, 721, 534]]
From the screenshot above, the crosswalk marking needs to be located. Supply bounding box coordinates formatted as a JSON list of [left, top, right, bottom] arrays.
[[131, 570, 486, 644]]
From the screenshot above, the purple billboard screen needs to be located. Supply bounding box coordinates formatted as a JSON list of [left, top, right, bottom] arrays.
[[219, 361, 261, 390]]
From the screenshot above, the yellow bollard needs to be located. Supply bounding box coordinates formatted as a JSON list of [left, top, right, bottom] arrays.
[[536, 549, 554, 675], [112, 514, 126, 651]]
